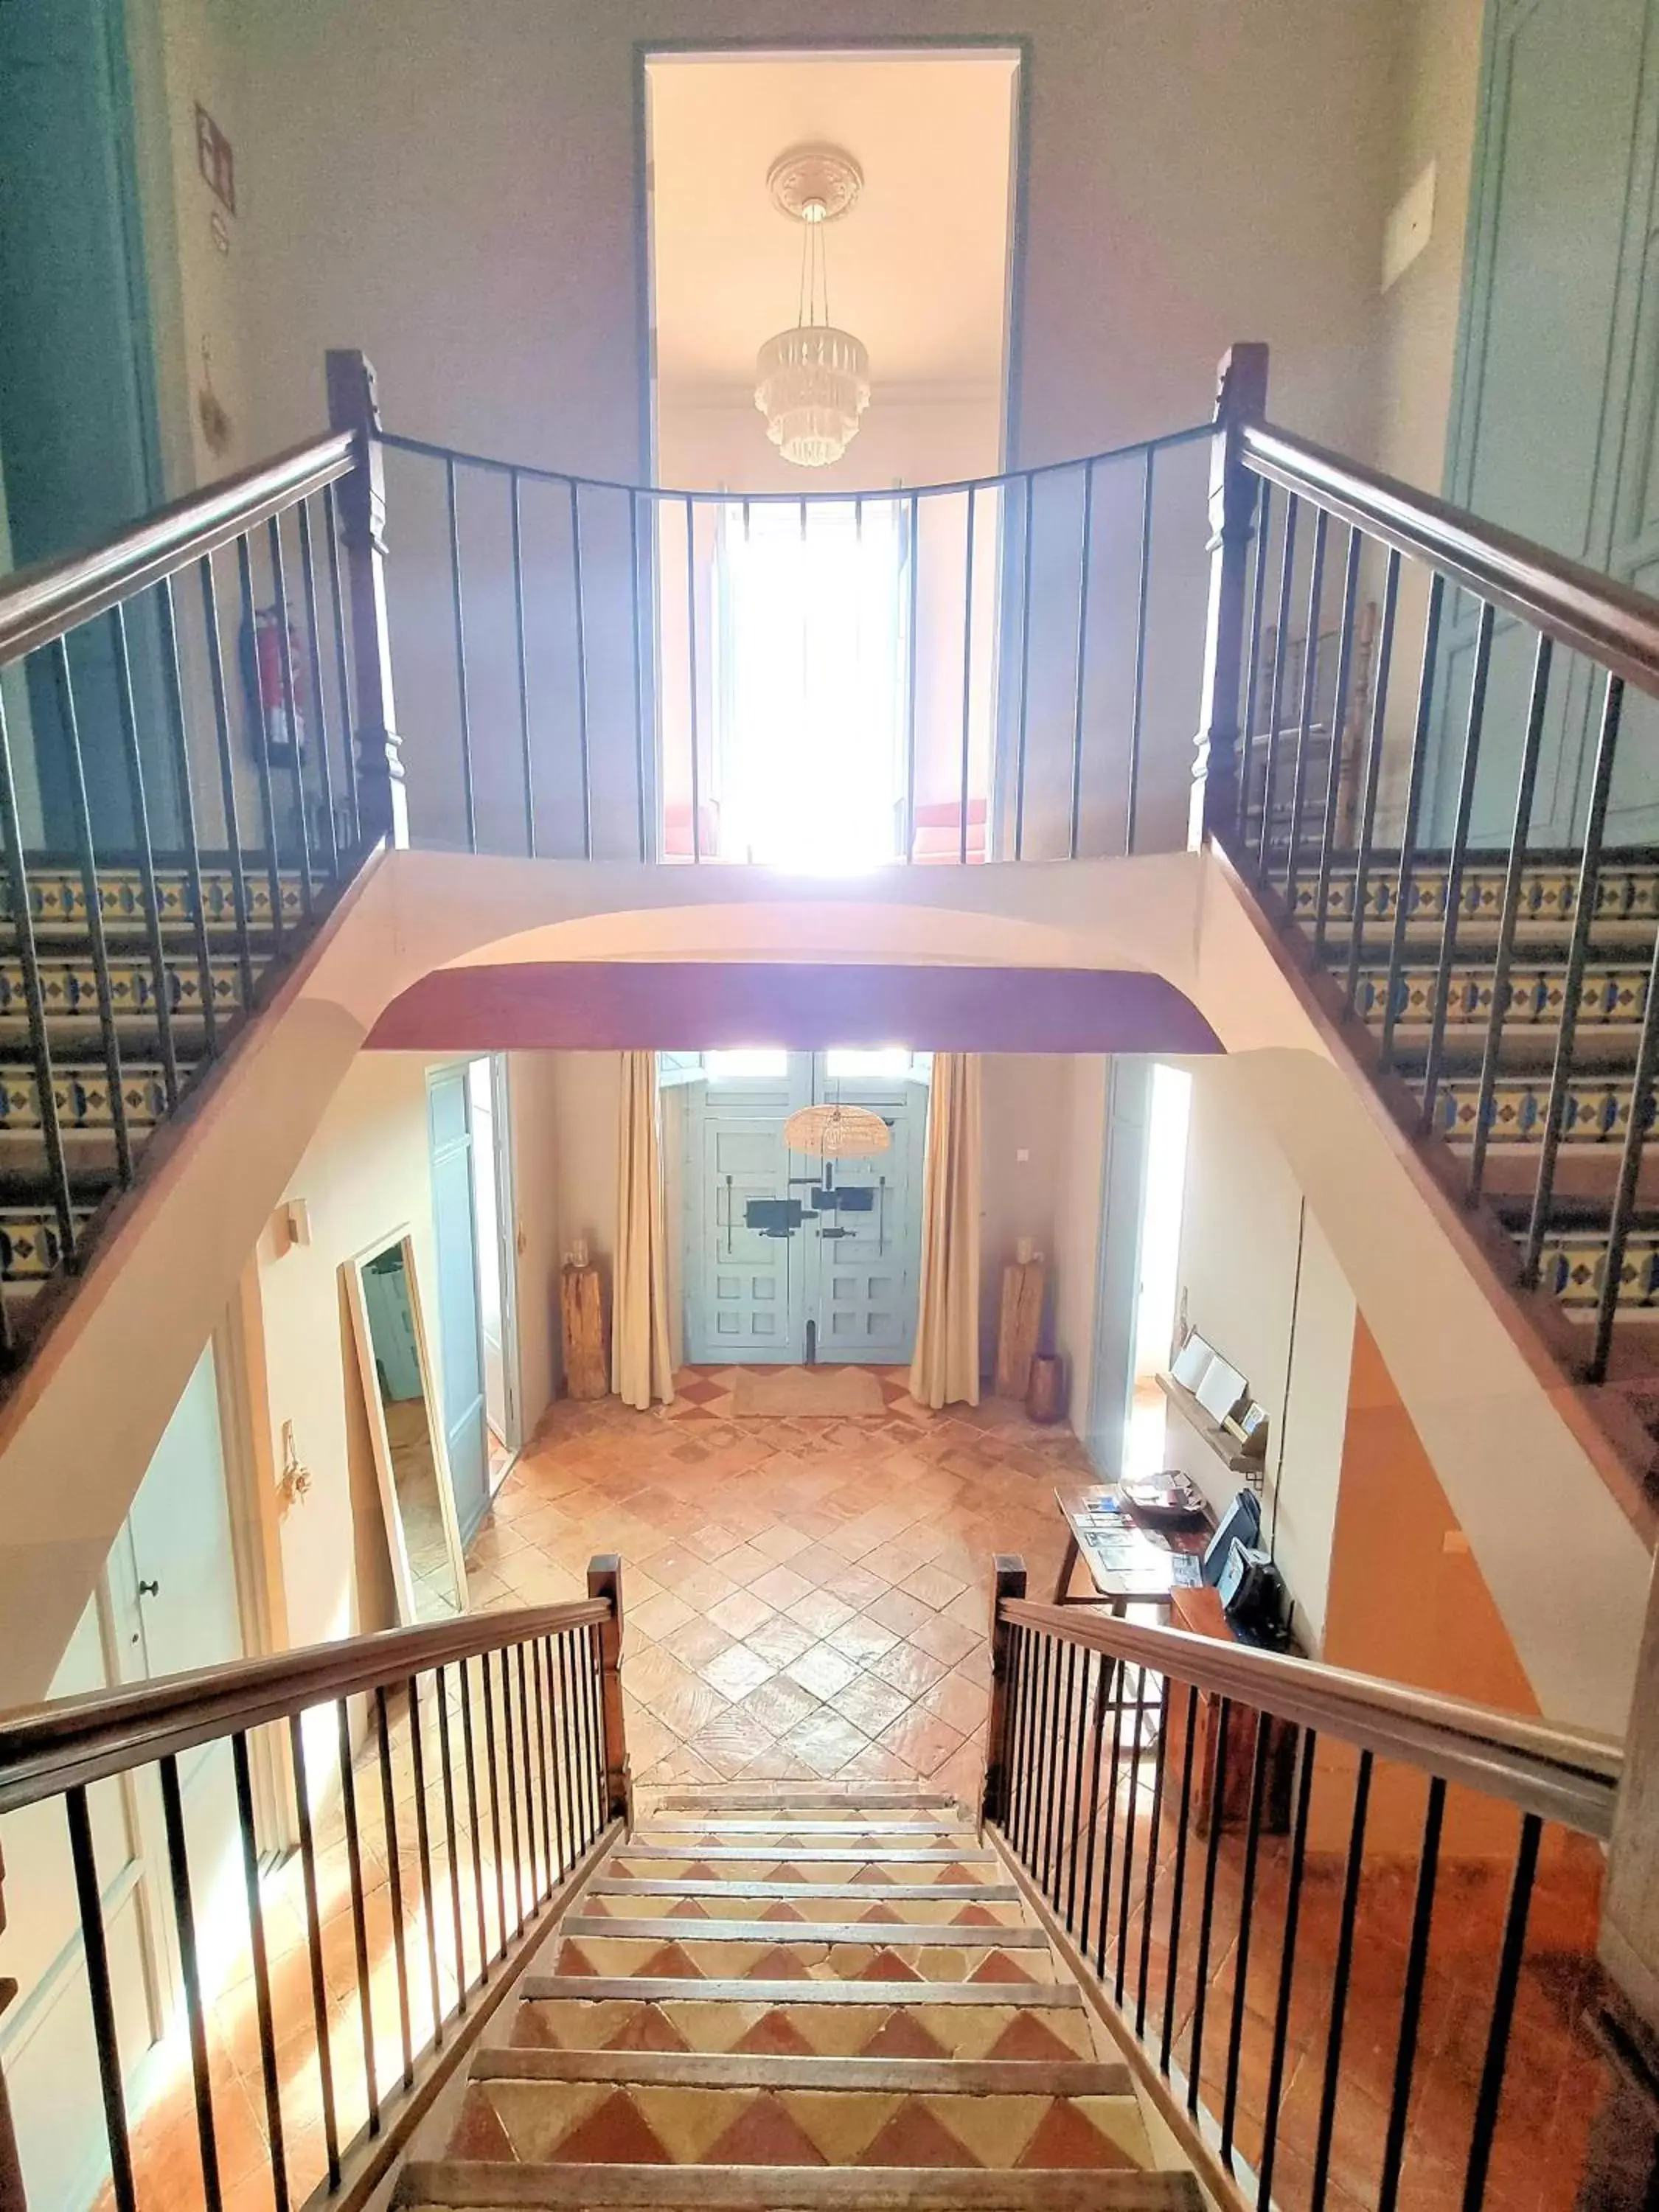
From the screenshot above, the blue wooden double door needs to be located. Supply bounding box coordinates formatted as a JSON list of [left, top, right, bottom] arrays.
[[684, 1054, 925, 1367]]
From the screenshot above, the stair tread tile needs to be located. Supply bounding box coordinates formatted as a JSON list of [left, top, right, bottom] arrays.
[[397, 2162, 1201, 2207], [469, 2050, 1130, 2098]]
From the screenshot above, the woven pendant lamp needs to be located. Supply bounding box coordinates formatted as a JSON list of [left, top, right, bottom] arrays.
[[783, 1101, 891, 1158]]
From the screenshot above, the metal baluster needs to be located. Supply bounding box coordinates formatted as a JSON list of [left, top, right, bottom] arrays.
[[516, 1644, 540, 1906], [1283, 506, 1329, 912], [1114, 1661, 1150, 2007], [544, 1635, 571, 1881], [1461, 1815, 1543, 2211], [1377, 573, 1447, 1071], [320, 481, 360, 847], [0, 681, 74, 1259], [1125, 445, 1156, 856], [1220, 1714, 1274, 2168], [959, 484, 977, 866], [584, 1622, 607, 1837], [234, 535, 287, 950], [108, 605, 180, 1110], [158, 1753, 223, 2212], [1377, 1778, 1447, 2212], [434, 1663, 470, 2010], [904, 493, 919, 862], [49, 639, 131, 1189], [568, 1627, 593, 1851], [294, 501, 341, 883], [1469, 636, 1553, 1201], [1063, 1649, 1091, 1932], [499, 1649, 525, 1935], [1046, 1642, 1078, 1908], [479, 1652, 508, 1955], [406, 1674, 444, 2051], [685, 496, 701, 863], [630, 491, 648, 862], [1256, 1729, 1317, 2211], [1134, 1675, 1171, 2040], [1523, 672, 1624, 1284], [265, 518, 315, 918], [375, 1685, 415, 2084], [1311, 526, 1363, 965], [1068, 461, 1095, 860], [445, 458, 477, 852], [335, 1697, 380, 2131], [529, 1636, 553, 1896], [568, 481, 593, 859], [458, 1658, 491, 1983], [198, 553, 257, 1010], [1255, 496, 1300, 877], [1343, 549, 1402, 1018], [1023, 1632, 1053, 1869], [1310, 1750, 1373, 2211], [1236, 481, 1274, 853], [65, 1785, 137, 2212], [555, 1631, 580, 1867], [1014, 475, 1035, 860], [1006, 1627, 1034, 1855], [231, 1732, 288, 2212], [1075, 1653, 1109, 1986], [1094, 1650, 1129, 1983], [285, 1713, 340, 2186], [507, 470, 536, 858], [1186, 1697, 1232, 2115], [1422, 600, 1496, 1122], [1160, 1683, 1201, 2078], [153, 576, 218, 1059]]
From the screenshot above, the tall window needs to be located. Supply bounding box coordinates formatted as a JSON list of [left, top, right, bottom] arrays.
[[712, 500, 908, 866]]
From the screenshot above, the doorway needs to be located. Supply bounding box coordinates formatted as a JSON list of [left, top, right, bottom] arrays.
[[682, 1049, 926, 1365], [467, 1054, 519, 1481]]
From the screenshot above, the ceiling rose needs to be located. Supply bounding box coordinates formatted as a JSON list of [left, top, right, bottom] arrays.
[[754, 144, 872, 470]]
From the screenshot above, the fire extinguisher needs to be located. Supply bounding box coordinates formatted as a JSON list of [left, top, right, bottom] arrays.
[[240, 604, 308, 766]]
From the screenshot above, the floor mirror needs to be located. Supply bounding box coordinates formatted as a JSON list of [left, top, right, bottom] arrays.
[[344, 1231, 470, 1624]]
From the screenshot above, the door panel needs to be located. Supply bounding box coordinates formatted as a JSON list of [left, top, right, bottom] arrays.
[[428, 1066, 490, 1542], [1436, 0, 1659, 843], [684, 1055, 923, 1365]]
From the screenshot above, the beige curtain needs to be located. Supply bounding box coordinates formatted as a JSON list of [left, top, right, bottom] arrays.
[[612, 1051, 675, 1411], [909, 1052, 982, 1410]]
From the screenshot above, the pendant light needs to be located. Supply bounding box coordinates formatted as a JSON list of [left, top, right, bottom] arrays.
[[754, 145, 872, 470]]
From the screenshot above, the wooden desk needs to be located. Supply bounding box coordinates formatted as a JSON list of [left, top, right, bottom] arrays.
[[1051, 1482, 1209, 1610]]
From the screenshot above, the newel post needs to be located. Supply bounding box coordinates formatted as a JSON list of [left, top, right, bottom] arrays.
[[587, 1554, 632, 1828], [325, 349, 408, 852], [1190, 341, 1269, 854], [0, 1843, 27, 2212], [981, 1556, 1027, 1829]]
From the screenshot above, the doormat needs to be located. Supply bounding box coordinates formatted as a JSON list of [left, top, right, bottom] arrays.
[[731, 1366, 886, 1418]]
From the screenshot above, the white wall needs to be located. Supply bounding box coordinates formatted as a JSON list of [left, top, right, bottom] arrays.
[[1165, 1058, 1356, 1652], [1050, 1054, 1110, 1437]]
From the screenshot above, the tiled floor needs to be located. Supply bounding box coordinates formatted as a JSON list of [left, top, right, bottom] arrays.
[[464, 1366, 1091, 1805]]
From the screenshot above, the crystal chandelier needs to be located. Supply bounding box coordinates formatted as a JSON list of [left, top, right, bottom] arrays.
[[754, 147, 872, 470]]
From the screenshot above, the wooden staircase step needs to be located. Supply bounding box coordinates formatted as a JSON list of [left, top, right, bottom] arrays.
[[520, 1978, 1082, 2009], [639, 1820, 967, 1837], [512, 1989, 1096, 2059], [652, 1791, 961, 1814], [561, 1916, 1047, 1949], [469, 2048, 1131, 2097], [397, 2162, 1202, 2207], [611, 1848, 993, 1866], [588, 1881, 1021, 1904]]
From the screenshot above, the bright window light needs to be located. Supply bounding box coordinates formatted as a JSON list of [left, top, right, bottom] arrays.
[[712, 501, 906, 869], [825, 1047, 912, 1079], [703, 1048, 788, 1080]]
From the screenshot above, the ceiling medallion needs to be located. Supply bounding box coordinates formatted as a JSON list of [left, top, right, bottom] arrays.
[[782, 1101, 892, 1159], [754, 144, 872, 470]]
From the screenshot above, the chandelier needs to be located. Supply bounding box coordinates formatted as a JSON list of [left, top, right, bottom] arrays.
[[754, 146, 872, 470]]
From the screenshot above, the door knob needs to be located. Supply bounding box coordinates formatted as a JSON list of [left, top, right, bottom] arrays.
[[137, 1578, 159, 1599]]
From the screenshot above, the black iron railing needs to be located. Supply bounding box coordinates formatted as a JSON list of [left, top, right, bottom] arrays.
[[982, 1564, 1621, 2212], [0, 1566, 626, 2212], [369, 418, 1211, 864]]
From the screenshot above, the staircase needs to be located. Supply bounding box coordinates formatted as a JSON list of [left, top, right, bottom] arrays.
[[401, 1792, 1197, 2205], [0, 860, 291, 1339]]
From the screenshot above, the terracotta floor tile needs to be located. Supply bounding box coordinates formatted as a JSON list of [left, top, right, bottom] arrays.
[[660, 1616, 737, 1672], [701, 1644, 777, 1702], [787, 1587, 858, 1638], [785, 1644, 863, 1703], [868, 1641, 953, 1700], [911, 1613, 984, 1667], [706, 1589, 775, 1638], [742, 1613, 818, 1669]]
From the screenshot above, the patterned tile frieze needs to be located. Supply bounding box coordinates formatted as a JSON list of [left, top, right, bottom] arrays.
[[0, 1206, 88, 1281], [0, 1064, 175, 1132], [2, 866, 301, 933], [1424, 1074, 1656, 1146], [1349, 961, 1650, 1029], [1531, 1230, 1659, 1309], [0, 954, 249, 1022], [1290, 858, 1659, 928]]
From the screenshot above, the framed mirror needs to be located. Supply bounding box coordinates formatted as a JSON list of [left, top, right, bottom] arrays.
[[344, 1231, 470, 1625]]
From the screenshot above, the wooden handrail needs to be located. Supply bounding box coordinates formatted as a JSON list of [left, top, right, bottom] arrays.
[[1242, 418, 1659, 700], [0, 1596, 609, 1814], [0, 428, 357, 667], [1001, 1597, 1622, 1837]]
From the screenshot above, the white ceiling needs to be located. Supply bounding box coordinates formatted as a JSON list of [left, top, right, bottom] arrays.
[[647, 51, 1020, 400]]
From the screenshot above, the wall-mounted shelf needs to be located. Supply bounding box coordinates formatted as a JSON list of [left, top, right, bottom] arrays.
[[1155, 1371, 1262, 1475]]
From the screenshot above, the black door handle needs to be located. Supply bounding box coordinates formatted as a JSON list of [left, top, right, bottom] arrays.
[[137, 1579, 159, 1599]]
